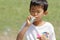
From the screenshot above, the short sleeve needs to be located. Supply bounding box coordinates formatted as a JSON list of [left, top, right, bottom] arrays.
[[48, 23, 56, 40], [18, 22, 26, 32]]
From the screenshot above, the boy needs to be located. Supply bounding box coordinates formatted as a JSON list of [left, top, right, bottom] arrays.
[[16, 0, 56, 40]]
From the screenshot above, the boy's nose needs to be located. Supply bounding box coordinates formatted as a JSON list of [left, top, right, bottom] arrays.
[[34, 12, 38, 16]]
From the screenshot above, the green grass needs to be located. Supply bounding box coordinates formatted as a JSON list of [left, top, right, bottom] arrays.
[[0, 0, 60, 40]]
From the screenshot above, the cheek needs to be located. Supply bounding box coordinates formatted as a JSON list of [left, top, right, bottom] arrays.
[[30, 12, 35, 16], [36, 14, 43, 18], [39, 13, 44, 16], [30, 13, 34, 16]]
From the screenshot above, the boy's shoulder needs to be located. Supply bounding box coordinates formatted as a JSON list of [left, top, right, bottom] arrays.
[[45, 21, 54, 29], [46, 22, 53, 25]]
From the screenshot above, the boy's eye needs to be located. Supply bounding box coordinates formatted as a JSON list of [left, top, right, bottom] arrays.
[[31, 11, 35, 13], [31, 11, 35, 12], [31, 11, 40, 13], [37, 11, 40, 13]]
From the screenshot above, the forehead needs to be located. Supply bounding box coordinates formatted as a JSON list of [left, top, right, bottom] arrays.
[[30, 6, 43, 11]]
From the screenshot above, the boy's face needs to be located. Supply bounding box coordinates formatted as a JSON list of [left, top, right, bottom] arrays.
[[30, 6, 45, 21]]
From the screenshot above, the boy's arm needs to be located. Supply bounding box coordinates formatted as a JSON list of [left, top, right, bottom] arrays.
[[16, 15, 32, 40], [16, 25, 29, 40]]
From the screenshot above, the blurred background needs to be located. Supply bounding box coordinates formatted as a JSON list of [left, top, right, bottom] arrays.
[[0, 0, 60, 40]]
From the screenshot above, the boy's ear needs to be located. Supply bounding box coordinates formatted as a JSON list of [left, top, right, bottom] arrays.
[[44, 11, 48, 15]]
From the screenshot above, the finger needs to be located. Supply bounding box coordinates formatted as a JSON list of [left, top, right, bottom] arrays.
[[26, 16, 31, 23], [28, 16, 31, 20]]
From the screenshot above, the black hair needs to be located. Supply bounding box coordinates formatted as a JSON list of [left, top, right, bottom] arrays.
[[30, 0, 48, 12]]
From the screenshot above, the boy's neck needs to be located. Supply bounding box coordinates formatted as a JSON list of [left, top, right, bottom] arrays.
[[33, 20, 45, 26]]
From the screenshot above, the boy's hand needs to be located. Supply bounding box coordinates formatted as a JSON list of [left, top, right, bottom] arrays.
[[41, 35, 49, 40], [25, 15, 32, 26], [37, 35, 49, 40]]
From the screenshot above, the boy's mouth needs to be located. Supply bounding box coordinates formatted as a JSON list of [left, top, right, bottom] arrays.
[[31, 15, 40, 20]]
